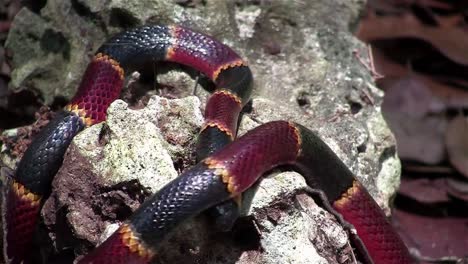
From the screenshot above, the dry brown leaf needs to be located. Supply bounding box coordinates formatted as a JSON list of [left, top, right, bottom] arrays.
[[445, 115, 468, 179], [381, 76, 444, 117], [373, 49, 468, 108], [367, 0, 451, 11], [382, 77, 448, 164], [446, 178, 468, 201], [356, 10, 468, 65]]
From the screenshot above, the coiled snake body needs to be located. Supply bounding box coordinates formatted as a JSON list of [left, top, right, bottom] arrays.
[[3, 25, 413, 264]]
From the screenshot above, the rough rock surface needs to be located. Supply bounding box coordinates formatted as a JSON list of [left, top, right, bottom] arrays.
[[1, 0, 401, 263], [43, 96, 355, 263]]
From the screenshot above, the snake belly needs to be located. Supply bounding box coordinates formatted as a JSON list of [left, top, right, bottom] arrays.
[[2, 25, 413, 264]]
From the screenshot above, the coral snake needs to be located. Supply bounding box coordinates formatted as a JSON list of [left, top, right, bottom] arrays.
[[2, 25, 414, 264]]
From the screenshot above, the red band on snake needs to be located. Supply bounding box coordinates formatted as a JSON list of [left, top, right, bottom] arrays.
[[2, 25, 413, 264]]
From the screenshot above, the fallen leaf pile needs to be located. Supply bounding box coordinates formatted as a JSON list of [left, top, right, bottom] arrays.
[[356, 1, 468, 262]]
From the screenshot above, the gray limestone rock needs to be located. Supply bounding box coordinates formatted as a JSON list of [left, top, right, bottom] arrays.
[[43, 96, 356, 263], [1, 0, 401, 263]]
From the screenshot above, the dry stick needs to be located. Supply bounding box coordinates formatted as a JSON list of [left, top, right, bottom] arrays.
[[352, 45, 384, 80], [192, 72, 201, 96]]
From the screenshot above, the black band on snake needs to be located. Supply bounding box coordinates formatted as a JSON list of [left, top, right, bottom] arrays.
[[2, 25, 413, 264]]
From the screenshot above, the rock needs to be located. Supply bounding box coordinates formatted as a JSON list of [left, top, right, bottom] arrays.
[[5, 5, 105, 104], [41, 96, 202, 255], [2, 0, 401, 263], [41, 96, 356, 263]]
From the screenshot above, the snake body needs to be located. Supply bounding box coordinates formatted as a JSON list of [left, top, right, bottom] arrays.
[[3, 25, 412, 264]]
